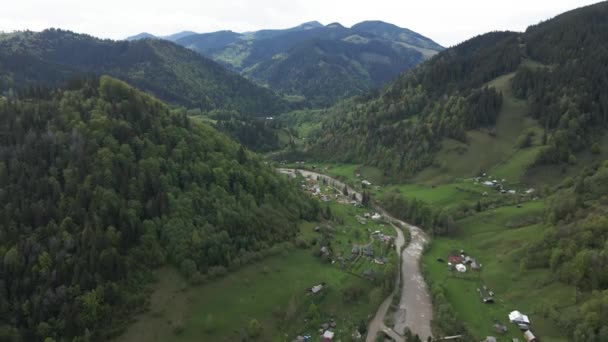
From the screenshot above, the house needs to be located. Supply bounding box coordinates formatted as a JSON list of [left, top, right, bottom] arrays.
[[351, 246, 360, 254], [320, 246, 330, 256], [483, 181, 494, 187], [509, 311, 531, 325], [373, 258, 385, 265], [322, 330, 334, 341], [471, 261, 482, 270], [362, 180, 372, 186], [525, 188, 535, 194], [455, 264, 467, 272], [464, 256, 473, 264], [508, 190, 517, 195], [371, 213, 382, 220], [523, 330, 537, 342], [484, 337, 497, 342]]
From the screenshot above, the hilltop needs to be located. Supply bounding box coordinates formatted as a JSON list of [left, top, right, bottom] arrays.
[[131, 21, 443, 106]]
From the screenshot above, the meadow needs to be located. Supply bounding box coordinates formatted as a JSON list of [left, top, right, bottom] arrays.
[[118, 189, 397, 342]]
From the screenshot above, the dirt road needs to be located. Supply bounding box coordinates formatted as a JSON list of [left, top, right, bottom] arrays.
[[277, 168, 433, 341]]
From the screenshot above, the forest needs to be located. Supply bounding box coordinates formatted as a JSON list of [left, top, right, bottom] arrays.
[[0, 29, 288, 116], [0, 76, 318, 341]]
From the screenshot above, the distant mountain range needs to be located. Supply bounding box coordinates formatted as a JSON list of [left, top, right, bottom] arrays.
[[127, 21, 444, 106], [0, 29, 288, 115]]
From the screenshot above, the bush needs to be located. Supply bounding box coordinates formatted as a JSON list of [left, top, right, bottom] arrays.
[[247, 319, 262, 338]]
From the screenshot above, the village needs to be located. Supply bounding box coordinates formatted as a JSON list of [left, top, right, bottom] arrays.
[[289, 173, 398, 342]]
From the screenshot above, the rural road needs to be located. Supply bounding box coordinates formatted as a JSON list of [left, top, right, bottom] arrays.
[[277, 168, 433, 341]]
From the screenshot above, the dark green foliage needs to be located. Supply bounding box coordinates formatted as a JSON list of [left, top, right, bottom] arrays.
[[523, 161, 608, 340], [0, 76, 318, 340], [379, 191, 454, 236], [307, 81, 503, 177], [0, 29, 287, 116], [210, 111, 281, 152], [511, 2, 608, 165]]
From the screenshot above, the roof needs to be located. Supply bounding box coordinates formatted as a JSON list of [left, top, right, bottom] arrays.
[[509, 310, 530, 324], [455, 264, 467, 272], [322, 330, 334, 338], [311, 284, 323, 293]]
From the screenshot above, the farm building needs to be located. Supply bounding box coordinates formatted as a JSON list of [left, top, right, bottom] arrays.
[[484, 337, 497, 342], [509, 310, 531, 325]]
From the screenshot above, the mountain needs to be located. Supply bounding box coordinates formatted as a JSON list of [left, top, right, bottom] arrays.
[[0, 76, 319, 340], [126, 31, 197, 42], [304, 1, 608, 179], [289, 3, 608, 339], [0, 29, 287, 115], [172, 21, 443, 106], [125, 32, 156, 40]]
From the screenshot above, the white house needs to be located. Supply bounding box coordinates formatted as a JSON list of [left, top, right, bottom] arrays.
[[508, 310, 531, 325], [455, 264, 467, 273]]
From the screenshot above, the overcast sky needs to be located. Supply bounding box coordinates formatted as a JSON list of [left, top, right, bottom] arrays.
[[0, 0, 599, 46]]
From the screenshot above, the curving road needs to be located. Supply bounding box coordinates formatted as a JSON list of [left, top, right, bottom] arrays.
[[277, 168, 433, 341]]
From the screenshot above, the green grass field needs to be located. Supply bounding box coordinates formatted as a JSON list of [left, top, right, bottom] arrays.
[[422, 202, 574, 341], [118, 195, 396, 342]]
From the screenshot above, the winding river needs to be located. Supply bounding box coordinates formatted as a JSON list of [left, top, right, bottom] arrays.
[[277, 168, 432, 341]]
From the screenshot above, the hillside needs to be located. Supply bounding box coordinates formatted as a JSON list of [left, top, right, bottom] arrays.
[[0, 29, 287, 116], [300, 1, 608, 181], [285, 2, 608, 340], [173, 21, 443, 106], [0, 76, 318, 340]]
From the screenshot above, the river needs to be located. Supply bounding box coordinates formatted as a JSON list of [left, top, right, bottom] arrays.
[[277, 168, 433, 341]]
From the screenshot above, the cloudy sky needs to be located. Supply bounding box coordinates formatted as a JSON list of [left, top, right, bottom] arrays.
[[0, 0, 599, 46]]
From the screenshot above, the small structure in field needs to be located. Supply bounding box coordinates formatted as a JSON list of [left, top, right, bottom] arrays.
[[509, 310, 531, 326], [523, 330, 537, 342], [494, 323, 508, 333], [322, 330, 334, 341], [455, 264, 467, 273], [484, 337, 497, 342], [371, 213, 382, 220], [362, 180, 372, 186], [310, 284, 324, 294]]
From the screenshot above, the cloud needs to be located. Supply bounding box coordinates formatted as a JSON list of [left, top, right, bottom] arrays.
[[0, 0, 599, 46]]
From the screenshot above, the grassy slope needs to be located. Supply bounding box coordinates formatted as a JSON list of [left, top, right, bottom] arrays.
[[413, 70, 542, 184], [118, 197, 396, 342], [422, 202, 574, 341]]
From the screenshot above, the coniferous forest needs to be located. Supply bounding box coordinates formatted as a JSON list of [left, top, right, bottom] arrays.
[[0, 77, 318, 340]]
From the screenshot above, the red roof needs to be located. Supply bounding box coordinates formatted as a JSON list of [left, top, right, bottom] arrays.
[[448, 255, 463, 264]]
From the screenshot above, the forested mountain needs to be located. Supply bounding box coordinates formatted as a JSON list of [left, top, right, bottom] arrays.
[[303, 1, 608, 178], [0, 29, 288, 116], [303, 30, 518, 175], [171, 21, 443, 106], [0, 76, 318, 340], [126, 31, 197, 42]]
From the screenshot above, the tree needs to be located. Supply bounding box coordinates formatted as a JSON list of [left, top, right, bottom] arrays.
[[203, 314, 215, 333], [247, 319, 262, 338], [306, 303, 320, 321]]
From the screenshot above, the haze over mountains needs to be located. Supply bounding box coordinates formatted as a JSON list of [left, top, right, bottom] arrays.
[[127, 21, 444, 106]]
